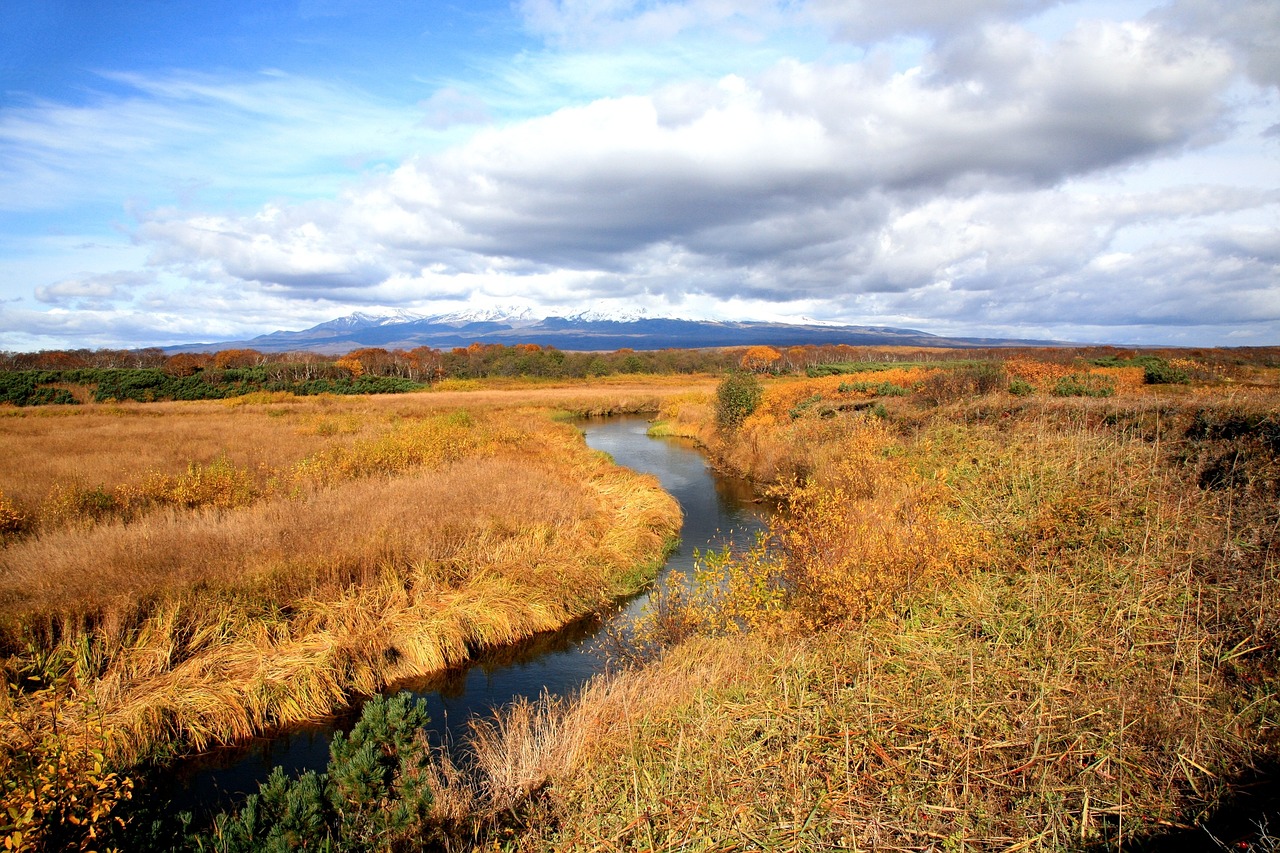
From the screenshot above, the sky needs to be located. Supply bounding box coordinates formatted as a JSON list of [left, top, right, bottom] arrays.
[[1, 0, 1277, 350]]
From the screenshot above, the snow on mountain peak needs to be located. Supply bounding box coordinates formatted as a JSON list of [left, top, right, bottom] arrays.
[[560, 307, 653, 323], [425, 306, 540, 327], [323, 310, 426, 330]]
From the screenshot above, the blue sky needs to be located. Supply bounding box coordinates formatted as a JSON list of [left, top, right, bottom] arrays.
[[1, 0, 1277, 350]]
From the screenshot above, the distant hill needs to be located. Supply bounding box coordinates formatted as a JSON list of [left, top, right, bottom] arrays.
[[166, 310, 1060, 354]]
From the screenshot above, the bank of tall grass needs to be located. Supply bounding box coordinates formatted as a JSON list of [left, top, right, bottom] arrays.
[[450, 369, 1279, 850], [0, 387, 685, 850]]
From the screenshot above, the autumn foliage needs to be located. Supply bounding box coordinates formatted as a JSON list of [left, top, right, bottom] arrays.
[[738, 346, 783, 373], [636, 417, 980, 652]]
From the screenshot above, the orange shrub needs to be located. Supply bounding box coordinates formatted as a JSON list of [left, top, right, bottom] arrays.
[[642, 419, 982, 643], [754, 368, 936, 420], [1004, 358, 1078, 390], [1090, 366, 1145, 391], [739, 346, 783, 373]]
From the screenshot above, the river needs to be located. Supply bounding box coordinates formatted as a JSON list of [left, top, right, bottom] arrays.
[[162, 415, 770, 818]]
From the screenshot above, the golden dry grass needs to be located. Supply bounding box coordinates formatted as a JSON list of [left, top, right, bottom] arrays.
[[0, 385, 685, 774], [0, 379, 713, 527], [458, 371, 1280, 851]]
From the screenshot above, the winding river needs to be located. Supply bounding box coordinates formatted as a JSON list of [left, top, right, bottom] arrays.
[[164, 415, 770, 817]]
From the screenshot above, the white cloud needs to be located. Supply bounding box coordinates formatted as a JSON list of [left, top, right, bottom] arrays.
[[138, 22, 1239, 303], [33, 271, 151, 306], [4, 0, 1277, 349]]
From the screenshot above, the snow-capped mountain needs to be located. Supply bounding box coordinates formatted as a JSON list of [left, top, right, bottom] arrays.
[[561, 307, 653, 323], [424, 306, 541, 327], [309, 310, 427, 331], [165, 309, 1058, 354]]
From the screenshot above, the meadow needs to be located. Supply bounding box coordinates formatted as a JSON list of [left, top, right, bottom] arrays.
[[0, 379, 698, 849], [1, 351, 1277, 851], [426, 353, 1280, 852]]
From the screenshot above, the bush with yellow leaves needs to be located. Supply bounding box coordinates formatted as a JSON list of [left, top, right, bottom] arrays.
[[636, 418, 982, 650], [1, 675, 133, 852]]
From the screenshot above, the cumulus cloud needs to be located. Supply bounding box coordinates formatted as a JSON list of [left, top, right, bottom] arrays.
[[33, 271, 151, 307], [138, 21, 1242, 314], [140, 205, 395, 296], [1157, 0, 1280, 90]]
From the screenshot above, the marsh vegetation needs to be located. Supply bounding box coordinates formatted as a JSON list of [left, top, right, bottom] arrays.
[[0, 347, 1277, 851]]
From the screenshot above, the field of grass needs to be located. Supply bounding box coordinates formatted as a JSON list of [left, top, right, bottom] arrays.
[[433, 357, 1280, 851], [0, 382, 697, 849], [2, 354, 1278, 851]]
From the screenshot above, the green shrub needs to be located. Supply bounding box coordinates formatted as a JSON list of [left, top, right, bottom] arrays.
[[28, 387, 79, 405], [716, 371, 762, 431], [0, 374, 79, 406], [1051, 373, 1116, 398], [1142, 360, 1190, 385], [1008, 378, 1035, 397], [203, 693, 434, 852], [1088, 354, 1190, 385]]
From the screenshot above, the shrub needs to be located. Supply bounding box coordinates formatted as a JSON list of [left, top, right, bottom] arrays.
[[1, 682, 135, 852], [1051, 373, 1116, 397], [28, 387, 79, 405], [205, 693, 434, 852], [1087, 354, 1190, 385], [326, 693, 435, 847], [715, 371, 762, 432], [917, 362, 1006, 405], [1008, 377, 1035, 396], [1142, 360, 1190, 385]]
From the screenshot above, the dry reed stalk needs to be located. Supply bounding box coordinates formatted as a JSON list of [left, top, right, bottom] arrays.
[[0, 405, 681, 770], [480, 384, 1280, 851]]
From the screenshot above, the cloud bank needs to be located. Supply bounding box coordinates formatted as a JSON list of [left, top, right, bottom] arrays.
[[2, 0, 1278, 348]]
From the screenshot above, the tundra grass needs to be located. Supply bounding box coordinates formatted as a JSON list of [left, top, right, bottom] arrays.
[[0, 386, 686, 849], [459, 379, 1280, 851]]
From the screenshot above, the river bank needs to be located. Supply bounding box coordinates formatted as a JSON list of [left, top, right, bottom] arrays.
[[158, 414, 770, 821], [0, 390, 689, 849]]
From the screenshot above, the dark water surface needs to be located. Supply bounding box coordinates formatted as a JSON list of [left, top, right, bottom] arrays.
[[162, 416, 769, 817]]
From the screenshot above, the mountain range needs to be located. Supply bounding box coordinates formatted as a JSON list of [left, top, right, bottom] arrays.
[[167, 310, 1059, 354]]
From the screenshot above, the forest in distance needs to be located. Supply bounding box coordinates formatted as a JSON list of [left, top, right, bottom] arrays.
[[3, 340, 1279, 407], [0, 342, 1277, 851]]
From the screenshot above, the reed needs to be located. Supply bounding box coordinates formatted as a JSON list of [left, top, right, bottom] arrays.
[[462, 376, 1280, 850], [0, 391, 681, 826]]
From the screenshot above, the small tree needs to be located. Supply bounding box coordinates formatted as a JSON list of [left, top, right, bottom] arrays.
[[205, 693, 434, 852], [739, 346, 783, 374], [716, 371, 762, 432], [335, 355, 365, 379]]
